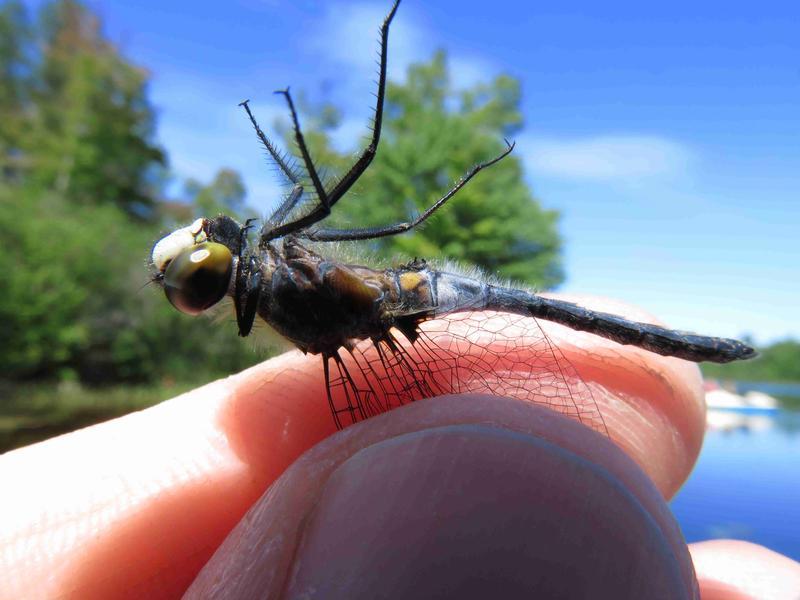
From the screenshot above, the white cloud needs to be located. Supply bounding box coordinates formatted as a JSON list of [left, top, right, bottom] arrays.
[[151, 74, 289, 212], [329, 115, 372, 152], [449, 55, 496, 90], [304, 2, 498, 154], [307, 2, 495, 88], [520, 135, 693, 181], [306, 3, 425, 81]]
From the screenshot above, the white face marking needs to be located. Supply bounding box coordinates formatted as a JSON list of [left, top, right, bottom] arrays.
[[151, 218, 208, 272], [189, 248, 211, 263]]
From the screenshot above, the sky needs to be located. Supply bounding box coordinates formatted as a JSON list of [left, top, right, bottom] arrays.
[[51, 0, 800, 344]]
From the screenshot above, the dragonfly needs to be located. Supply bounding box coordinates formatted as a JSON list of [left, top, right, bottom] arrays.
[[150, 0, 755, 436]]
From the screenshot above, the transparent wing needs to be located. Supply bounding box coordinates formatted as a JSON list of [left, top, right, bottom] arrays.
[[323, 311, 609, 436]]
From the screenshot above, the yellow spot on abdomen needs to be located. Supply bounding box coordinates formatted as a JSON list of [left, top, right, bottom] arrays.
[[399, 271, 425, 292]]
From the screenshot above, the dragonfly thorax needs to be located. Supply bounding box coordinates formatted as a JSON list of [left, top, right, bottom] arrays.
[[255, 238, 395, 355]]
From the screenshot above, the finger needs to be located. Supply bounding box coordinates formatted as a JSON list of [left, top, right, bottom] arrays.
[[187, 395, 699, 599], [689, 540, 800, 599], [0, 295, 704, 598], [225, 293, 706, 498]]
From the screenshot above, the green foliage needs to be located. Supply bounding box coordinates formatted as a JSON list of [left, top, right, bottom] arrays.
[[0, 184, 261, 382], [0, 0, 260, 384], [4, 0, 165, 215], [0, 185, 132, 377], [701, 339, 800, 383], [283, 51, 563, 288]]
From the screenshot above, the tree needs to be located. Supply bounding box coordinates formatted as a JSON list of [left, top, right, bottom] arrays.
[[27, 0, 164, 216], [185, 168, 247, 218], [702, 339, 800, 383], [0, 185, 134, 378], [272, 51, 564, 289]]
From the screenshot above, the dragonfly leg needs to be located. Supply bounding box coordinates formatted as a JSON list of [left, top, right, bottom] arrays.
[[274, 87, 330, 213], [303, 140, 515, 242], [261, 0, 401, 241], [233, 255, 261, 337], [239, 100, 311, 231], [239, 99, 302, 187], [259, 183, 304, 244]]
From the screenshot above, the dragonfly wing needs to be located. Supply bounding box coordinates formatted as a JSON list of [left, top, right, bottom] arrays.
[[322, 311, 609, 436]]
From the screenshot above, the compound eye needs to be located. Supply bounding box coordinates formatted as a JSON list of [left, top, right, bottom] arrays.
[[163, 242, 233, 315]]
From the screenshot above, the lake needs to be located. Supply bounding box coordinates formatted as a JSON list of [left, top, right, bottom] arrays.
[[671, 409, 800, 561]]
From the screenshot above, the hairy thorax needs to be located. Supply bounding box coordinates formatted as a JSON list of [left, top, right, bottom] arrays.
[[259, 239, 400, 355]]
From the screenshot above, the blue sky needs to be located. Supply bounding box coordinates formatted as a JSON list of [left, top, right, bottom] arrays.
[[68, 0, 799, 344]]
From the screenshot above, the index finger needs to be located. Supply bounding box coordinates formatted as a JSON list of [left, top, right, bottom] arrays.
[[0, 295, 706, 599]]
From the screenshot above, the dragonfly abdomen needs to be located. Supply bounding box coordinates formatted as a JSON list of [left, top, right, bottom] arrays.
[[427, 270, 754, 364], [524, 295, 756, 363]]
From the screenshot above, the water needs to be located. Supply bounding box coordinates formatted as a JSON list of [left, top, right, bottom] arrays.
[[671, 409, 800, 560]]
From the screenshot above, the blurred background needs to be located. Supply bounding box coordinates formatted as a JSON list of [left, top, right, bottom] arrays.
[[1, 0, 798, 557]]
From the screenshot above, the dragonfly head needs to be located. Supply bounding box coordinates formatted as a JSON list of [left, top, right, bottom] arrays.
[[150, 217, 235, 316]]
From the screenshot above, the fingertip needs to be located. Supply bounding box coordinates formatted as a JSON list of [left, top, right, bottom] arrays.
[[217, 350, 337, 478], [690, 540, 800, 600]]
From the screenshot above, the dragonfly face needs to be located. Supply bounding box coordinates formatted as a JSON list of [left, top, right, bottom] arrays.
[[152, 217, 236, 316]]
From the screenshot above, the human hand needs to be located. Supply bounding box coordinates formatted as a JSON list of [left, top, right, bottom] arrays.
[[2, 296, 798, 598]]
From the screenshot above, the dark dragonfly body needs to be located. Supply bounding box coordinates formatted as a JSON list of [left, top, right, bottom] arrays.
[[204, 216, 753, 365], [150, 0, 754, 434]]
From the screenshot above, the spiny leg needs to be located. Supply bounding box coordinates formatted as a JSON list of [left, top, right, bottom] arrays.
[[325, 351, 372, 427], [274, 87, 330, 215], [350, 344, 392, 416], [233, 218, 254, 333], [263, 184, 304, 239], [238, 99, 305, 231], [261, 0, 401, 241], [324, 0, 399, 204], [373, 336, 422, 403], [371, 341, 405, 411], [304, 140, 515, 242], [239, 99, 302, 186]]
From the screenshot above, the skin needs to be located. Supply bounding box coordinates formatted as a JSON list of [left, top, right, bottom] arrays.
[[1, 296, 798, 599]]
